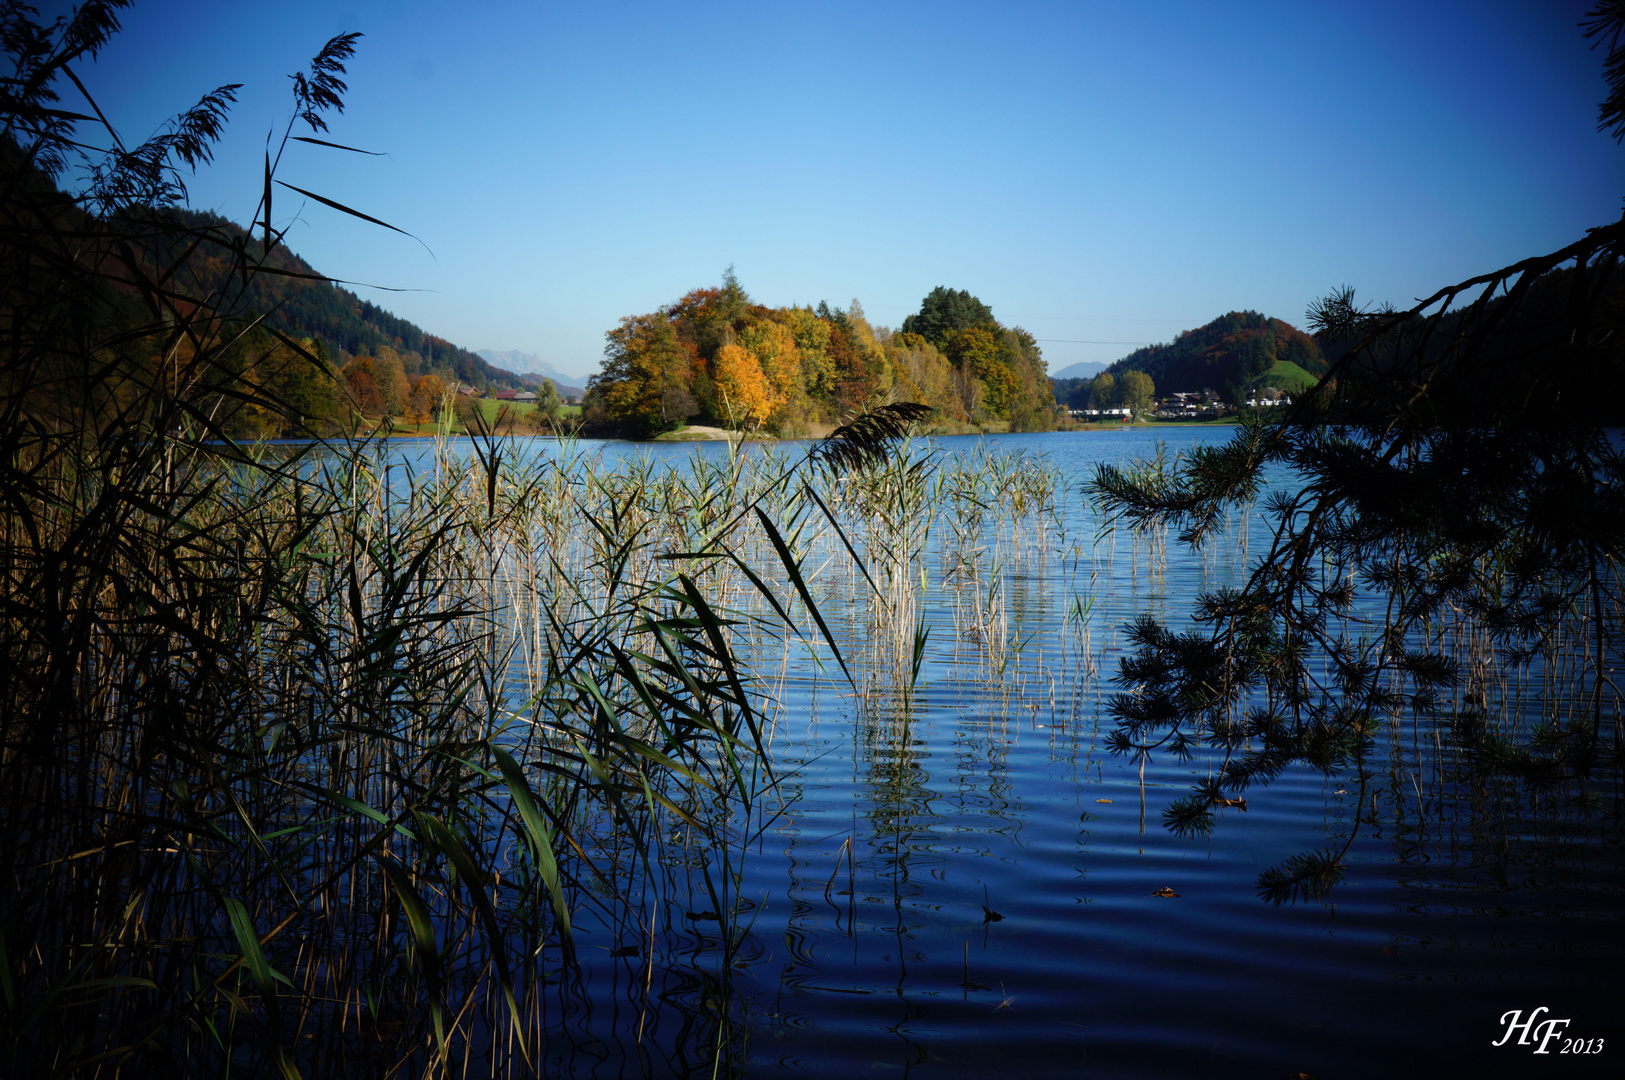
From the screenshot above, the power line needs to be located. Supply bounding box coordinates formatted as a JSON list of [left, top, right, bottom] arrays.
[[1034, 338, 1152, 345], [1006, 315, 1186, 323]]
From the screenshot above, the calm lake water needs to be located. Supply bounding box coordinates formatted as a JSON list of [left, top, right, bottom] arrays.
[[410, 429, 1621, 1078]]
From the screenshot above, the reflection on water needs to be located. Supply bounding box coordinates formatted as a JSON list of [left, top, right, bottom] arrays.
[[411, 429, 1621, 1077]]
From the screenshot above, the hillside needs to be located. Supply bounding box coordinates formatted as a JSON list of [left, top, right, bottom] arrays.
[[1107, 311, 1325, 395], [156, 209, 527, 391], [1252, 359, 1319, 395], [518, 372, 585, 398]]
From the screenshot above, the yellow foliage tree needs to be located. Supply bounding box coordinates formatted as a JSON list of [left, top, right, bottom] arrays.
[[779, 307, 837, 399], [887, 332, 963, 422], [737, 319, 802, 424], [712, 343, 782, 430], [844, 299, 894, 399]]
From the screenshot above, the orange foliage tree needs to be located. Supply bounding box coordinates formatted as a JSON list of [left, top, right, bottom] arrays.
[[712, 343, 782, 430], [341, 356, 385, 416], [737, 319, 802, 423], [406, 373, 447, 425]]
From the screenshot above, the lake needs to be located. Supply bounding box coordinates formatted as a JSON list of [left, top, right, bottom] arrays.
[[399, 428, 1620, 1078]]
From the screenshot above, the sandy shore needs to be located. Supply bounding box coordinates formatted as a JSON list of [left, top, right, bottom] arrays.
[[652, 425, 748, 441]]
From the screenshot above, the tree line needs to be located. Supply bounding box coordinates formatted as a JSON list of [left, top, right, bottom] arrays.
[[151, 208, 528, 391], [1051, 369, 1157, 415], [583, 278, 1059, 437], [1106, 310, 1324, 403]]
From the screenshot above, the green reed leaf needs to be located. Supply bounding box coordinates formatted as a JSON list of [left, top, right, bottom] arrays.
[[491, 745, 572, 940], [755, 508, 852, 687], [378, 856, 447, 1060]]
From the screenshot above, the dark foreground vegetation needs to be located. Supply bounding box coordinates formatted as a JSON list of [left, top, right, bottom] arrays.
[[0, 7, 935, 1074], [1090, 225, 1625, 902], [1083, 8, 1625, 900]]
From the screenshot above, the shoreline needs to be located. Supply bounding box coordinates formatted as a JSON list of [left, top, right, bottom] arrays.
[[322, 416, 1242, 443]]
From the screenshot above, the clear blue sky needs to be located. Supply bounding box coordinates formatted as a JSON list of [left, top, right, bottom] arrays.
[[71, 0, 1624, 380]]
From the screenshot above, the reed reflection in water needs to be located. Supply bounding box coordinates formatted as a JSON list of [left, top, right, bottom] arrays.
[[430, 427, 1619, 1079]]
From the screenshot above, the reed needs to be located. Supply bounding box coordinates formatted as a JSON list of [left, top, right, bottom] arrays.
[[1, 366, 972, 1075], [0, 13, 945, 1072]]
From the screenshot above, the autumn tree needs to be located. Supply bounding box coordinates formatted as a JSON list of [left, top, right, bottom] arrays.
[[887, 332, 963, 423], [825, 300, 892, 412], [232, 333, 339, 436], [737, 317, 803, 426], [780, 306, 837, 399], [891, 289, 1053, 429], [453, 393, 483, 431], [1000, 326, 1055, 431], [943, 325, 1016, 416], [713, 343, 781, 430], [532, 378, 562, 430], [587, 311, 697, 436], [341, 355, 385, 416], [281, 337, 340, 429], [371, 345, 412, 415], [405, 373, 447, 425]]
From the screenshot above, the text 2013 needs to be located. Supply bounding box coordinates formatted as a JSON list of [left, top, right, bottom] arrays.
[[1492, 1009, 1603, 1054]]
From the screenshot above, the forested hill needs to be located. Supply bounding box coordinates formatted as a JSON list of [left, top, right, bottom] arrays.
[[584, 280, 1057, 437], [157, 208, 525, 390], [1108, 311, 1326, 395]]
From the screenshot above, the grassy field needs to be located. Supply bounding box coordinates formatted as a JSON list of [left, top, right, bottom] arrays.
[[384, 399, 585, 436], [474, 398, 583, 427], [1249, 359, 1319, 395]]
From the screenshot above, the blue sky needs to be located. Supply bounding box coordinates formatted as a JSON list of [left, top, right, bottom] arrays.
[[71, 0, 1624, 380]]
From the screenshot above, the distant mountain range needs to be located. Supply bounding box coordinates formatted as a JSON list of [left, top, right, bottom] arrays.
[[1048, 360, 1109, 380], [475, 350, 588, 397]]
